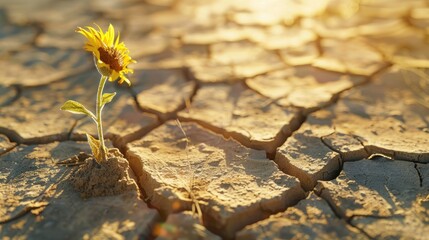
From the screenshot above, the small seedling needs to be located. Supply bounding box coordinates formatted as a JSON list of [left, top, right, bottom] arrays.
[[61, 24, 135, 163]]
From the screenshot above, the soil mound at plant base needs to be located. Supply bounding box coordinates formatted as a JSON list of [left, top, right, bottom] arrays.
[[71, 148, 138, 198]]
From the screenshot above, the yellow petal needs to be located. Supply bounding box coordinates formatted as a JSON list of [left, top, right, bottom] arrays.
[[114, 31, 120, 47], [107, 24, 115, 47], [119, 73, 131, 86], [110, 71, 119, 82], [77, 24, 136, 85]]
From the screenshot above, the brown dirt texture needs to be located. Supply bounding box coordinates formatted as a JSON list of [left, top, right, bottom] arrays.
[[70, 149, 139, 198], [1, 0, 429, 239]]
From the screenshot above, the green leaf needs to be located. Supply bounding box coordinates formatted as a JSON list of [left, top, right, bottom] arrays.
[[101, 92, 116, 106], [86, 133, 104, 163], [61, 100, 96, 120]]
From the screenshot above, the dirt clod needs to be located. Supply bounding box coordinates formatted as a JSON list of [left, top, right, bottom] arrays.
[[70, 148, 138, 198]]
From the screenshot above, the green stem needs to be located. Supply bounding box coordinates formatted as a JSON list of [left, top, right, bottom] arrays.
[[96, 75, 108, 161]]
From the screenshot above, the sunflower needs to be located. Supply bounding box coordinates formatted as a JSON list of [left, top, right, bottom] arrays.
[[76, 24, 135, 85]]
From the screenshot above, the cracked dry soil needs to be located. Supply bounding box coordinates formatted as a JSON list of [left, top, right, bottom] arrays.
[[1, 0, 429, 239]]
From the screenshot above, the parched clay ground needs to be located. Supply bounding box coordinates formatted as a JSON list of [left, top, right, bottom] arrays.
[[0, 0, 429, 239]]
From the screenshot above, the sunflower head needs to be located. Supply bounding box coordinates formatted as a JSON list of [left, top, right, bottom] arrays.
[[76, 24, 136, 85]]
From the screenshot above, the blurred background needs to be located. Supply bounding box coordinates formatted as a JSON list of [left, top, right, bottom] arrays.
[[1, 0, 428, 83]]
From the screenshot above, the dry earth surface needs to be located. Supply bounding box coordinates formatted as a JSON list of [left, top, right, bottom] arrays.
[[0, 0, 428, 239]]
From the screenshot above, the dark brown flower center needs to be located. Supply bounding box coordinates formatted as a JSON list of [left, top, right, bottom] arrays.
[[98, 47, 123, 72]]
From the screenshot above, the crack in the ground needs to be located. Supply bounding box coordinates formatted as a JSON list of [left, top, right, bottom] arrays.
[[354, 135, 371, 158], [324, 130, 429, 164], [0, 123, 75, 146], [314, 33, 324, 57], [178, 116, 281, 157], [132, 97, 164, 122], [180, 82, 307, 158], [271, 67, 392, 150], [114, 141, 152, 203], [177, 53, 393, 162], [314, 187, 375, 239], [0, 121, 158, 150], [0, 46, 419, 240], [0, 10, 42, 52], [0, 169, 70, 224], [29, 21, 44, 47], [312, 155, 429, 239], [417, 154, 429, 163], [1, 8, 44, 48], [0, 127, 24, 144], [67, 118, 82, 141], [347, 212, 413, 240], [0, 143, 17, 158], [129, 67, 199, 122], [122, 119, 308, 240], [320, 132, 341, 155], [268, 61, 429, 193], [414, 163, 423, 187], [0, 84, 21, 107], [347, 220, 375, 240], [350, 213, 403, 220], [368, 148, 427, 164]]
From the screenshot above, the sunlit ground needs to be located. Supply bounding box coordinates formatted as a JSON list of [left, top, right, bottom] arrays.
[[0, 0, 428, 239]]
